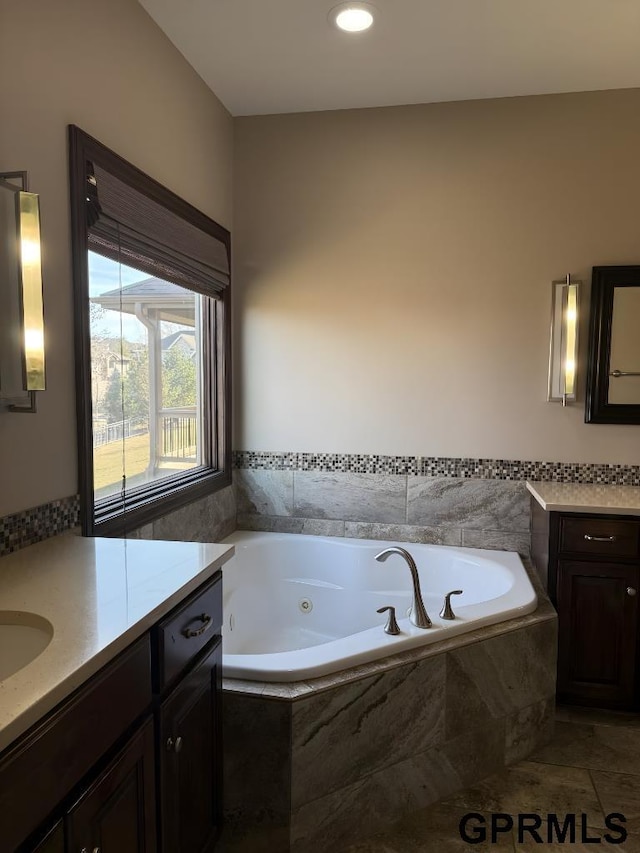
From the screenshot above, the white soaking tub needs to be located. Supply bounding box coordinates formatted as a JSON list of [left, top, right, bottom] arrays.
[[222, 531, 537, 682]]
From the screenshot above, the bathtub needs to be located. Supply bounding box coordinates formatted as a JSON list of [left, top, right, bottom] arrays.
[[222, 531, 537, 682]]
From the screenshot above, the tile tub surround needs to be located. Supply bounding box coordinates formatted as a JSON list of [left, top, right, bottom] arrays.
[[222, 588, 557, 853], [233, 451, 640, 485], [234, 454, 640, 556], [0, 484, 236, 558], [138, 483, 236, 543], [235, 468, 531, 555]]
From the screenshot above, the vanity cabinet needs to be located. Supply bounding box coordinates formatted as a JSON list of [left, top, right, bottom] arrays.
[[66, 718, 157, 852], [31, 822, 64, 853], [4, 636, 152, 852], [1, 569, 223, 853], [556, 560, 639, 707], [159, 639, 222, 852], [154, 572, 223, 853], [532, 499, 640, 709]]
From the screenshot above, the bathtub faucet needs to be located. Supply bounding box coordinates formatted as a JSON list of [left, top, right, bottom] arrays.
[[374, 547, 432, 629]]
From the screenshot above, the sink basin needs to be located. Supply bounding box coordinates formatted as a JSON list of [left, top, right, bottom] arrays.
[[0, 611, 54, 681]]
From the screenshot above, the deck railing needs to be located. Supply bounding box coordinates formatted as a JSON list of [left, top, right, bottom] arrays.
[[159, 408, 198, 461], [93, 417, 148, 447]]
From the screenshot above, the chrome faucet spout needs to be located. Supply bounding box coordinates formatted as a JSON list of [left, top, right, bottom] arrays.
[[374, 546, 432, 629]]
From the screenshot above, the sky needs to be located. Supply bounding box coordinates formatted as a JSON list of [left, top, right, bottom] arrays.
[[88, 251, 148, 342]]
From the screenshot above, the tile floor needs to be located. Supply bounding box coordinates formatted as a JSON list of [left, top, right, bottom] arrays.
[[340, 706, 640, 852]]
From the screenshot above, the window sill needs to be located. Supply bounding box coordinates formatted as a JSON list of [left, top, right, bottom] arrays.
[[88, 468, 232, 538]]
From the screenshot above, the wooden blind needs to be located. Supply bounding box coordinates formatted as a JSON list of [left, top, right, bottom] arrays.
[[87, 162, 229, 298]]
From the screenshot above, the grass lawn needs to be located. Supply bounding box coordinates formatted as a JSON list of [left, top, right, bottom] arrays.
[[93, 433, 198, 498], [94, 433, 150, 496]]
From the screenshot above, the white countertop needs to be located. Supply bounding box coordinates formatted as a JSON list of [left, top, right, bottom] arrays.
[[526, 481, 640, 516], [0, 532, 233, 753]]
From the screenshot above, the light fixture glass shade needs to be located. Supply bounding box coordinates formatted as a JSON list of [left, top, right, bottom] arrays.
[[16, 191, 45, 391], [548, 276, 580, 404], [330, 3, 375, 32]]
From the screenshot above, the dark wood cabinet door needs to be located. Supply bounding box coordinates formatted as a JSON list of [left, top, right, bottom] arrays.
[[159, 639, 222, 853], [30, 821, 64, 853], [66, 718, 157, 853], [557, 560, 639, 708]]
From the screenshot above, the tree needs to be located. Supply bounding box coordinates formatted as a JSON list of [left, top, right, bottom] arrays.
[[101, 341, 195, 426], [123, 352, 150, 420], [89, 304, 118, 415], [104, 350, 149, 423], [162, 347, 196, 409], [103, 370, 124, 424]]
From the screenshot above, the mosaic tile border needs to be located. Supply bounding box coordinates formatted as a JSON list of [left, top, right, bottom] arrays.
[[233, 451, 640, 485], [0, 495, 80, 558]]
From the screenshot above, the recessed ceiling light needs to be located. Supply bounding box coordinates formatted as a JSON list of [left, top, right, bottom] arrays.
[[329, 3, 376, 33]]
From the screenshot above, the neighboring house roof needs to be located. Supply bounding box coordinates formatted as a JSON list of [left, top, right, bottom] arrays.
[[107, 351, 130, 362], [161, 330, 196, 354], [91, 277, 196, 326]]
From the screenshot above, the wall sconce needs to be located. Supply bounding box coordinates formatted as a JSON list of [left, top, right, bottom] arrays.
[[548, 274, 581, 406], [0, 171, 46, 413]]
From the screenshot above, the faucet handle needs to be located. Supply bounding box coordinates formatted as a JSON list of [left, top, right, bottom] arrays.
[[377, 606, 401, 635], [439, 590, 463, 620]]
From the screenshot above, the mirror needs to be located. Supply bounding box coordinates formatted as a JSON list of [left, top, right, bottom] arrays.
[[585, 266, 640, 423], [609, 287, 640, 404]]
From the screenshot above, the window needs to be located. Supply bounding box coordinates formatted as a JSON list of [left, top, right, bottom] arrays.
[[69, 127, 231, 536]]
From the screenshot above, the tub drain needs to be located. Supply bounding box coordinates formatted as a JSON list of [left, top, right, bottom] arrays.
[[299, 598, 313, 614]]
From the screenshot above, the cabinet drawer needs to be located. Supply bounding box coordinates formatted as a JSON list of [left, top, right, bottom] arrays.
[[559, 517, 639, 558], [0, 636, 151, 853], [154, 573, 222, 691]]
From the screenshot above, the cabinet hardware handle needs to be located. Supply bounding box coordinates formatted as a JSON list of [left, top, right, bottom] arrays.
[[584, 534, 617, 542], [610, 370, 640, 378], [627, 587, 637, 597], [166, 736, 184, 753], [181, 613, 213, 638]]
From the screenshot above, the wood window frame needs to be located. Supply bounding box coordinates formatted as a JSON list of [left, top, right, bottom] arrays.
[[68, 126, 231, 537]]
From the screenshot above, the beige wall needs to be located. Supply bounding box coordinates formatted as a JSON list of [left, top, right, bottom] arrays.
[[0, 0, 233, 516], [234, 90, 640, 463]]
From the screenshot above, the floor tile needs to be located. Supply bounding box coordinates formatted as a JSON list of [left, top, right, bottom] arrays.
[[591, 769, 640, 834], [339, 711, 640, 852], [532, 721, 640, 775], [560, 705, 640, 729], [442, 761, 604, 827], [340, 804, 515, 852], [513, 826, 636, 852], [554, 706, 573, 723]]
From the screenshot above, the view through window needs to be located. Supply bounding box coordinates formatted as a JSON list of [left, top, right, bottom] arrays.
[[70, 126, 231, 535], [88, 251, 206, 501]]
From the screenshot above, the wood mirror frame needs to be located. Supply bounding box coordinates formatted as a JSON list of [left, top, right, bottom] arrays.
[[585, 265, 640, 424]]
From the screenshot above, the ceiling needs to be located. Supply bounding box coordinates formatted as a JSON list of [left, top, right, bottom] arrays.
[[139, 0, 640, 116]]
